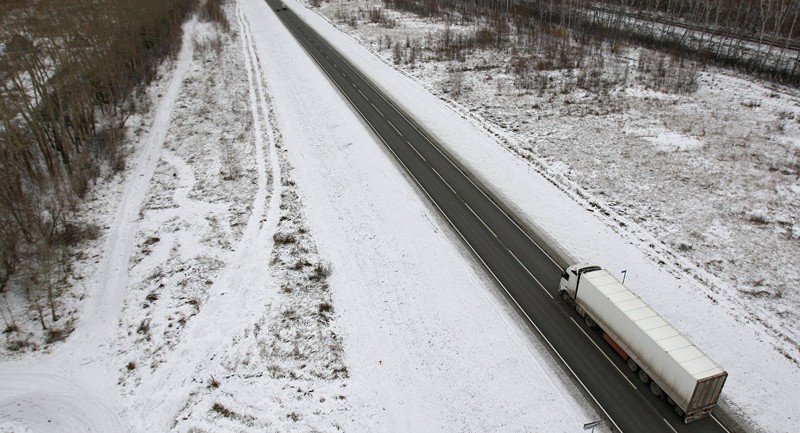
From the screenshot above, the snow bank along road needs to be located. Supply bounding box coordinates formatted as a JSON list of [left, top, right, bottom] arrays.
[[267, 2, 731, 432]]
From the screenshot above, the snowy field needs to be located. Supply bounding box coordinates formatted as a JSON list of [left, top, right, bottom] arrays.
[[291, 0, 800, 432], [1, 1, 604, 432], [1, 0, 798, 431]]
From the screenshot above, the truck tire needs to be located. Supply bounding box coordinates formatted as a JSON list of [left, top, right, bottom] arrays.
[[674, 406, 685, 418], [560, 291, 571, 303], [627, 358, 638, 372], [650, 381, 663, 397], [584, 315, 596, 329], [638, 369, 650, 384]]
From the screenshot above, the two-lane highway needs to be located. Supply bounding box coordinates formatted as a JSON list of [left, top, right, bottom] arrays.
[[266, 2, 731, 432]]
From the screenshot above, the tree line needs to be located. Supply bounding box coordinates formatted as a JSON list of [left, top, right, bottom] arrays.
[[383, 0, 800, 84], [0, 0, 211, 339]]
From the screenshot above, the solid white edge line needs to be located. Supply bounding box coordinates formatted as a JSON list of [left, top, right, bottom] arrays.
[[319, 33, 564, 271], [710, 414, 733, 433], [570, 317, 637, 389], [283, 15, 626, 433], [662, 418, 679, 433]]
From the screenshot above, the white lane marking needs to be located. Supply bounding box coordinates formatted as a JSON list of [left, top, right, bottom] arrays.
[[369, 102, 384, 117], [387, 120, 403, 137], [358, 88, 625, 432], [506, 249, 554, 299], [465, 203, 497, 238], [430, 167, 457, 195], [407, 141, 426, 162], [570, 317, 637, 389], [291, 23, 627, 433], [323, 42, 564, 270], [662, 418, 679, 433], [710, 415, 732, 433], [357, 89, 367, 99]]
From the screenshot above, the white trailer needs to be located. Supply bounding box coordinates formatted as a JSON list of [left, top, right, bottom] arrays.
[[559, 264, 727, 423]]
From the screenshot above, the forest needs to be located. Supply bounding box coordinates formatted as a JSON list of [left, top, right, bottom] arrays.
[[383, 0, 800, 83], [0, 0, 226, 341]]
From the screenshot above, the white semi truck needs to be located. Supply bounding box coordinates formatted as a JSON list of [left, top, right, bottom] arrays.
[[559, 264, 727, 423]]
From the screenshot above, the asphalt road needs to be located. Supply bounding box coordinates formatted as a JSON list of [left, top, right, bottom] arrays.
[[267, 2, 732, 432]]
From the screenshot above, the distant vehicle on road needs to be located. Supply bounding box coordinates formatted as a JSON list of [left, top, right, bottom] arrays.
[[559, 264, 727, 423], [274, 3, 287, 11]]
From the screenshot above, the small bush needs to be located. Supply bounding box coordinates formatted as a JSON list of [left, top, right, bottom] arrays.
[[6, 338, 35, 352], [311, 262, 332, 281], [45, 328, 69, 344], [137, 319, 150, 335], [212, 402, 234, 418], [208, 375, 220, 388], [126, 361, 137, 370], [318, 302, 333, 314], [61, 223, 101, 246], [273, 231, 296, 244]]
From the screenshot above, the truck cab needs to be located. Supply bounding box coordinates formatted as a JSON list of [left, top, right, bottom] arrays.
[[559, 263, 601, 301]]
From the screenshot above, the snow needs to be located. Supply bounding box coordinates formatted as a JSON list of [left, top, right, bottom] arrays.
[[289, 1, 800, 431], [1, 2, 601, 432], [2, 0, 799, 431]]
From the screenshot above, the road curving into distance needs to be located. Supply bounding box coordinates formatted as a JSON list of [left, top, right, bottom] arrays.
[[265, 2, 733, 432]]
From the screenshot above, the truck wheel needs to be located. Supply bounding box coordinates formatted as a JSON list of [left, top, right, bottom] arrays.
[[626, 358, 638, 372], [638, 369, 650, 384], [584, 315, 596, 329], [674, 406, 685, 418], [560, 291, 571, 303], [649, 381, 663, 397]]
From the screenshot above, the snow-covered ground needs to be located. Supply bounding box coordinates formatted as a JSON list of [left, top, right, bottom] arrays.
[[1, 1, 604, 432], [2, 0, 799, 431], [290, 1, 800, 432]]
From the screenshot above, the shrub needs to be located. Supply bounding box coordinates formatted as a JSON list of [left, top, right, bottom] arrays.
[[273, 231, 296, 244], [311, 262, 332, 281], [211, 402, 234, 418]]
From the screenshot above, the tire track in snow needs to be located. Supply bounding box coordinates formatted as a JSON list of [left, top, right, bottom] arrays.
[[134, 5, 284, 430]]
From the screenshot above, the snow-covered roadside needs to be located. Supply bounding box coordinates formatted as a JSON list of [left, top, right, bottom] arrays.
[[241, 0, 606, 430], [3, 2, 604, 431], [282, 1, 799, 432]]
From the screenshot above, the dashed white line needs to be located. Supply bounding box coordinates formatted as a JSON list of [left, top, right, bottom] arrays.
[[407, 141, 426, 161], [506, 249, 554, 299], [465, 203, 497, 238], [357, 89, 366, 99], [430, 167, 456, 195], [387, 120, 403, 137], [370, 103, 384, 117]]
